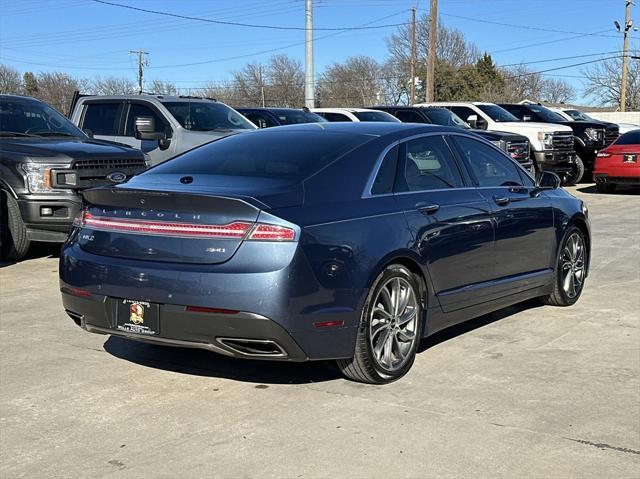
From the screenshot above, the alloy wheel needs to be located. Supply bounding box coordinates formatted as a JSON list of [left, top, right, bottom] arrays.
[[560, 232, 586, 299], [369, 277, 419, 372]]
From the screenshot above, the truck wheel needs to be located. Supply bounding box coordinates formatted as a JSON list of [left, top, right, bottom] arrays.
[[564, 156, 585, 185], [0, 190, 30, 262], [596, 182, 616, 193], [336, 264, 423, 384]]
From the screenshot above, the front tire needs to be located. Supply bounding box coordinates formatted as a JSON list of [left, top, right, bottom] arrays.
[[564, 156, 585, 185], [336, 264, 423, 384], [540, 226, 587, 307], [0, 190, 30, 262]]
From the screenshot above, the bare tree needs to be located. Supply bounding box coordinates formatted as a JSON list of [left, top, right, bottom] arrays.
[[90, 76, 136, 95], [583, 55, 640, 109], [148, 79, 178, 95], [232, 62, 267, 106], [500, 64, 546, 102], [266, 54, 304, 107], [32, 72, 88, 113], [0, 64, 22, 94], [316, 56, 381, 107], [541, 77, 575, 104]]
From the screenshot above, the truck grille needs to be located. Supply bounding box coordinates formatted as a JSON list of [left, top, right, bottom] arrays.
[[552, 132, 573, 151], [605, 127, 620, 147], [73, 158, 147, 170], [505, 140, 530, 163]]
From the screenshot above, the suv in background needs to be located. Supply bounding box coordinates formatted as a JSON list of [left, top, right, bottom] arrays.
[[420, 102, 578, 184], [69, 94, 256, 165], [235, 107, 326, 128], [373, 105, 533, 172], [0, 95, 147, 261], [311, 108, 400, 123], [549, 106, 638, 135], [499, 102, 619, 181]]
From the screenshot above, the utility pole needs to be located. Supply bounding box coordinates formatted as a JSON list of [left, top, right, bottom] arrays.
[[426, 0, 438, 102], [130, 49, 149, 95], [409, 6, 417, 104], [620, 0, 632, 111], [259, 65, 266, 107], [304, 0, 314, 108]]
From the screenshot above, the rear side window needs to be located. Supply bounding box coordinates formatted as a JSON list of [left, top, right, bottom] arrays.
[[352, 111, 399, 122], [614, 130, 640, 145], [396, 135, 464, 191], [371, 145, 399, 195], [244, 112, 278, 128], [449, 106, 477, 123], [320, 112, 351, 122], [125, 103, 166, 136], [452, 136, 524, 187], [148, 130, 372, 180], [82, 102, 121, 135], [395, 110, 425, 123]]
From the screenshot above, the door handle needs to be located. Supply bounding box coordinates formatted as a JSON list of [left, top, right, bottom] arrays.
[[416, 203, 440, 214], [493, 196, 510, 206]]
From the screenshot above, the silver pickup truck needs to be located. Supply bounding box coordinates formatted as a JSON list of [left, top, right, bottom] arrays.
[[69, 94, 256, 165]]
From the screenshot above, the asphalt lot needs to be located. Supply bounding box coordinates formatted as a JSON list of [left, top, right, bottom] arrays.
[[1, 184, 639, 478]]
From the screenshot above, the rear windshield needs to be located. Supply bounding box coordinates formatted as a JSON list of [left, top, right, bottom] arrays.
[[353, 111, 400, 122], [161, 101, 254, 131], [614, 130, 640, 145], [147, 129, 372, 180]]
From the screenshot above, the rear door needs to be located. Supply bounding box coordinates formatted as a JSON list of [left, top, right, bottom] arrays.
[[78, 101, 124, 142], [392, 134, 495, 312], [450, 135, 555, 283]]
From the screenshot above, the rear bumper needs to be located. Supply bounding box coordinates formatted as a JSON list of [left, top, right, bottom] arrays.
[[61, 290, 309, 361], [59, 242, 363, 361]]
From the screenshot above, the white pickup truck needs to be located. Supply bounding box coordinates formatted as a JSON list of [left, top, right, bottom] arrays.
[[418, 102, 578, 184]]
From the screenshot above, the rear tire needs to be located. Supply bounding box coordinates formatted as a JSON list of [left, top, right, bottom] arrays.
[[596, 182, 616, 193], [0, 190, 30, 262], [540, 226, 587, 307], [336, 264, 423, 384]]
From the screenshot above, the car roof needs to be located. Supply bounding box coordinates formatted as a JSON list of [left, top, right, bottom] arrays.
[[312, 107, 385, 113], [417, 102, 495, 107], [79, 94, 218, 103], [263, 121, 461, 137], [0, 94, 41, 103]]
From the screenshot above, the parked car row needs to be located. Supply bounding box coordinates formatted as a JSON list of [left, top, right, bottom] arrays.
[[1, 93, 637, 262]]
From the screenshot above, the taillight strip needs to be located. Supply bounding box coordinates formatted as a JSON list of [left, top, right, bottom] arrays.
[[80, 213, 250, 239]]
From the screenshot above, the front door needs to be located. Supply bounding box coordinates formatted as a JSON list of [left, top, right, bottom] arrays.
[[450, 135, 555, 286], [392, 134, 495, 313]]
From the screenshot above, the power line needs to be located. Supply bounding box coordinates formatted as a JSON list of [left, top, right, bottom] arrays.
[[91, 0, 411, 31]]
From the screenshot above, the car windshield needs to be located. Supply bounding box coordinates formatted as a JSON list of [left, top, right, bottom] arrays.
[[528, 106, 566, 122], [423, 108, 471, 129], [477, 104, 520, 122], [147, 130, 372, 180], [162, 101, 255, 131], [0, 97, 84, 138], [271, 109, 327, 125], [565, 109, 593, 121], [353, 111, 400, 122]]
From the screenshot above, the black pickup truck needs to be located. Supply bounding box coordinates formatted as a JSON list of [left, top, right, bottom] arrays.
[[0, 94, 147, 261], [373, 106, 534, 173], [499, 103, 619, 182]]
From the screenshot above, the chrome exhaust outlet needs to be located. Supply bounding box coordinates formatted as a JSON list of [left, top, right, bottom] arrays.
[[217, 338, 288, 358]]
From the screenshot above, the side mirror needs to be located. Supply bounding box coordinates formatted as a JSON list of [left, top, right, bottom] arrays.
[[135, 116, 166, 141], [523, 115, 532, 122], [467, 114, 478, 129], [535, 171, 561, 189], [82, 128, 94, 138]]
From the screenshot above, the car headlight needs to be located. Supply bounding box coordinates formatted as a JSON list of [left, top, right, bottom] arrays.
[[584, 127, 604, 143], [538, 132, 554, 149], [20, 162, 69, 193]]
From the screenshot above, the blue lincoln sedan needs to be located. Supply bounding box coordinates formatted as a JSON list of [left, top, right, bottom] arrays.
[[60, 122, 590, 384]]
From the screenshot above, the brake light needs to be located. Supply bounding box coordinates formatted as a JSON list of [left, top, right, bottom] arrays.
[[248, 224, 295, 241], [597, 152, 611, 158]]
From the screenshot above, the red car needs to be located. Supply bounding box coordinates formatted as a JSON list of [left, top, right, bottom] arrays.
[[593, 129, 640, 193]]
